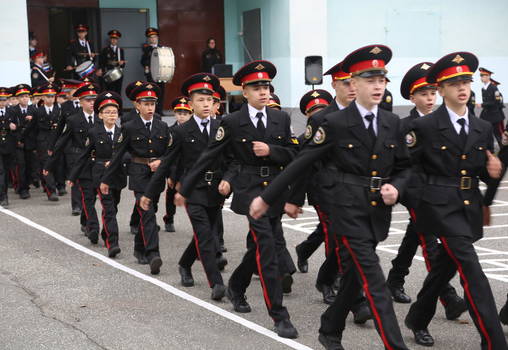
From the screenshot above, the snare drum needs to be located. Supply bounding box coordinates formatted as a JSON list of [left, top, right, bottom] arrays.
[[75, 60, 95, 78], [150, 47, 175, 83], [104, 67, 123, 83]]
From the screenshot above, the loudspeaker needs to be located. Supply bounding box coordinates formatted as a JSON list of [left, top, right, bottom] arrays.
[[305, 56, 323, 85], [212, 64, 233, 78]]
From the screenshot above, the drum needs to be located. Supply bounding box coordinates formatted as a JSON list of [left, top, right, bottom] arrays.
[[75, 60, 95, 78], [104, 67, 123, 83], [150, 46, 175, 83]]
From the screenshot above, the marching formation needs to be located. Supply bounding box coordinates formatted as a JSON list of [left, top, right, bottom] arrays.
[[2, 36, 508, 350]]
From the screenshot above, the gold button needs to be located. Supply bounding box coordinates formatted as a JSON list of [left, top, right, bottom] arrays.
[[348, 144, 353, 148], [371, 201, 377, 206], [242, 138, 246, 142], [461, 154, 467, 160], [262, 181, 269, 186], [390, 144, 395, 148], [149, 149, 154, 153], [207, 182, 211, 185], [371, 171, 378, 176], [148, 139, 152, 144], [441, 146, 447, 150], [280, 166, 284, 170], [460, 170, 467, 175], [371, 154, 378, 160], [478, 146, 484, 150], [464, 200, 470, 205]]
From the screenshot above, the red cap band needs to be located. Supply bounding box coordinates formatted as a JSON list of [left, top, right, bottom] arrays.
[[15, 89, 31, 96], [436, 65, 473, 83], [241, 71, 270, 85], [213, 91, 221, 100], [77, 90, 98, 98], [349, 59, 386, 75], [174, 103, 192, 112], [332, 71, 351, 80], [136, 90, 158, 100], [41, 89, 57, 95], [99, 99, 119, 109], [409, 77, 437, 95], [187, 82, 214, 94], [305, 98, 330, 113]]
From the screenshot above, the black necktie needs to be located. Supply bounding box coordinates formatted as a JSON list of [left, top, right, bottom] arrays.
[[0, 110, 3, 117], [201, 120, 209, 142], [256, 112, 265, 136], [48, 108, 52, 114], [88, 115, 93, 126], [22, 109, 26, 115], [457, 118, 467, 147], [107, 131, 113, 141], [365, 113, 377, 142], [75, 101, 79, 108], [145, 121, 151, 133]]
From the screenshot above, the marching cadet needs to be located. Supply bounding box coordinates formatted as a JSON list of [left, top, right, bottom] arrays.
[[65, 24, 97, 79], [0, 87, 18, 207], [68, 91, 125, 257], [491, 78, 506, 119], [100, 83, 170, 275], [141, 27, 165, 115], [250, 45, 412, 349], [44, 83, 99, 227], [379, 77, 393, 111], [31, 83, 63, 201], [404, 52, 507, 348], [267, 93, 282, 110], [385, 62, 467, 321], [6, 84, 37, 200], [299, 89, 333, 118], [140, 73, 228, 300], [31, 52, 52, 88], [162, 96, 193, 233], [468, 90, 477, 116], [98, 30, 126, 94], [176, 60, 299, 338], [56, 90, 68, 107], [479, 67, 505, 147], [212, 85, 226, 119], [292, 62, 366, 312]]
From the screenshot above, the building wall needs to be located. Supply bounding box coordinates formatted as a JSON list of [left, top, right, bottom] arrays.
[[0, 1, 30, 85], [224, 0, 508, 107], [99, 0, 157, 26]]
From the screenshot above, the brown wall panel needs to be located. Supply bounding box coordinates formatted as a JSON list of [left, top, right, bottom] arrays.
[[157, 0, 224, 107]]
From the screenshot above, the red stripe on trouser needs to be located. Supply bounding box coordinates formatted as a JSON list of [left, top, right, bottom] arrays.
[[250, 227, 272, 310], [78, 184, 89, 220], [185, 204, 212, 287], [333, 234, 343, 274], [315, 205, 330, 255], [341, 236, 394, 350], [408, 209, 432, 272], [135, 200, 148, 247], [97, 189, 111, 249], [440, 237, 492, 350], [497, 122, 505, 137]]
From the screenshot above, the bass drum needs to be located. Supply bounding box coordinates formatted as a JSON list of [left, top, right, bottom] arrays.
[[104, 67, 123, 83], [150, 46, 175, 83]]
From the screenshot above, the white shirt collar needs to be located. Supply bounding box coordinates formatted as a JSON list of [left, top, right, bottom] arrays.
[[445, 105, 469, 134], [355, 100, 378, 118], [79, 39, 86, 45], [139, 115, 153, 126], [45, 105, 53, 113], [483, 82, 490, 90], [247, 104, 267, 127], [416, 109, 426, 117], [335, 99, 346, 110], [0, 108, 6, 114], [104, 125, 115, 133], [193, 115, 210, 130], [111, 45, 117, 50], [83, 111, 94, 119]]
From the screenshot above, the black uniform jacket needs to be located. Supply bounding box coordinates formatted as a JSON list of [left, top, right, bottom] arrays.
[[101, 115, 170, 193], [99, 46, 125, 71], [144, 117, 226, 207], [480, 83, 504, 123], [411, 104, 494, 241], [32, 105, 62, 150], [70, 124, 126, 189], [0, 110, 18, 154], [179, 104, 298, 217], [261, 102, 412, 243]]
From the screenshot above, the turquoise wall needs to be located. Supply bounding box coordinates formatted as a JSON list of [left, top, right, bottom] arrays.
[[224, 0, 290, 96], [99, 0, 157, 27]]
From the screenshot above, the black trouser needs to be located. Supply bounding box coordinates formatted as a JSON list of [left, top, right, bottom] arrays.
[[246, 215, 296, 277], [54, 153, 66, 190], [134, 191, 160, 259], [179, 204, 223, 287], [163, 186, 176, 224], [321, 235, 408, 349], [104, 77, 123, 95], [215, 209, 225, 247], [0, 153, 12, 200], [407, 236, 507, 349], [493, 121, 505, 148], [14, 147, 37, 195], [65, 153, 83, 211], [37, 147, 56, 196], [231, 214, 290, 322]]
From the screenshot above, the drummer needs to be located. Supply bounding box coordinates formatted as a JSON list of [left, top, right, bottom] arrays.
[[31, 52, 54, 88], [141, 27, 166, 115], [65, 24, 97, 80], [98, 30, 125, 95]]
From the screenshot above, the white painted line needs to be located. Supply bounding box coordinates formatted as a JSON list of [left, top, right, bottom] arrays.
[[0, 207, 313, 350]]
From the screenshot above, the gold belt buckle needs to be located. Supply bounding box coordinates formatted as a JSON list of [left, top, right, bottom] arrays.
[[460, 176, 472, 190]]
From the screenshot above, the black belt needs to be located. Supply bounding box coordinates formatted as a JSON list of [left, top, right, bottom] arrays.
[[427, 175, 478, 190], [335, 172, 390, 191], [241, 165, 283, 178], [92, 158, 110, 164]]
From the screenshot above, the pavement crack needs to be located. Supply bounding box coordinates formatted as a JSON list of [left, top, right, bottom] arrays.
[[5, 272, 109, 350]]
